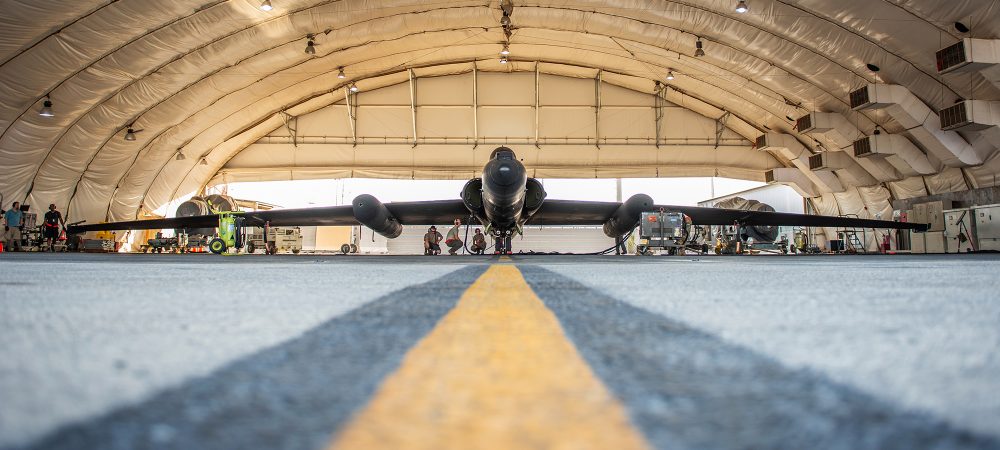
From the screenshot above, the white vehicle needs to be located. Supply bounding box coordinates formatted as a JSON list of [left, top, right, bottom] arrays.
[[246, 227, 302, 254]]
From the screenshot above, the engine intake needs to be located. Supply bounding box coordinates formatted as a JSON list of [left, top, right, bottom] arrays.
[[603, 194, 653, 237], [522, 178, 546, 218], [461, 178, 484, 214], [352, 194, 402, 239]]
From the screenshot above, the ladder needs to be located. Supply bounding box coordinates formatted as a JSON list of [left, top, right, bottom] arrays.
[[837, 214, 867, 254]]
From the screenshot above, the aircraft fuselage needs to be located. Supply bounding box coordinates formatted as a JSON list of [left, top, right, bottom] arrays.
[[480, 148, 529, 230]]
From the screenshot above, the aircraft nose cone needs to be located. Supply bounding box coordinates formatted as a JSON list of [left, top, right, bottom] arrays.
[[494, 163, 514, 184]]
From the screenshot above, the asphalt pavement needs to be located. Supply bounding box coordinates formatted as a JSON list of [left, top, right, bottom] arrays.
[[0, 252, 998, 449]]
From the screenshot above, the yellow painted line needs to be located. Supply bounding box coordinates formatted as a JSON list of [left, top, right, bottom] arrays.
[[499, 255, 512, 262], [329, 265, 651, 450]]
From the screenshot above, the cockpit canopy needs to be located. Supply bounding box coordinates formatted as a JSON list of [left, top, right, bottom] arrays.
[[490, 147, 516, 161]]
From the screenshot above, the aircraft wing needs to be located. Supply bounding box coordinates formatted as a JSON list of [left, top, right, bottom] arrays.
[[526, 199, 928, 231], [66, 200, 475, 234]]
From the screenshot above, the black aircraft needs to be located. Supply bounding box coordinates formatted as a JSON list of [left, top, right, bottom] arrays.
[[68, 147, 927, 253]]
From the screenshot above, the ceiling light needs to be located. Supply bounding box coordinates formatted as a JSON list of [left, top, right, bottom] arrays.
[[694, 38, 705, 57], [349, 82, 359, 92], [500, 44, 510, 56], [337, 67, 346, 79], [500, 55, 509, 64], [176, 152, 186, 161], [125, 128, 136, 141], [259, 0, 272, 11], [735, 0, 748, 13], [304, 38, 316, 55], [38, 96, 54, 117], [199, 158, 208, 166], [666, 70, 675, 80]]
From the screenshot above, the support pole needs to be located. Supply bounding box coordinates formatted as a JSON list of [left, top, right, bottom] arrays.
[[409, 69, 418, 148], [534, 63, 540, 148], [595, 69, 602, 149], [654, 87, 664, 148], [345, 87, 357, 147], [473, 65, 479, 149]]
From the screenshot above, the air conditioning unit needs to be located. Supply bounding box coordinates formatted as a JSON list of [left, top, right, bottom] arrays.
[[853, 135, 896, 159], [940, 100, 1000, 132], [795, 112, 844, 133], [936, 38, 1000, 74], [808, 154, 827, 170], [849, 86, 871, 110], [795, 114, 813, 133], [853, 136, 876, 158], [754, 134, 768, 150]]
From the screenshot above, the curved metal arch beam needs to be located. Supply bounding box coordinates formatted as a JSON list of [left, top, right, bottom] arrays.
[[0, 0, 122, 67]]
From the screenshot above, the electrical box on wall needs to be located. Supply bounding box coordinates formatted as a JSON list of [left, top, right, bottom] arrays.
[[974, 205, 1000, 251]]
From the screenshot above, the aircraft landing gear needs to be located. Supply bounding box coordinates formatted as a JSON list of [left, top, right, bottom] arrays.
[[493, 229, 513, 255]]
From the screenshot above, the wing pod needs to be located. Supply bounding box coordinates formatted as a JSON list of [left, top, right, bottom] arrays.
[[352, 194, 402, 239], [602, 194, 654, 237]]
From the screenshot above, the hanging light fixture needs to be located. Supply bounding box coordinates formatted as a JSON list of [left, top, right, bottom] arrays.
[[666, 70, 675, 80], [199, 158, 208, 166], [125, 127, 137, 141], [259, 0, 273, 11], [500, 44, 510, 56], [38, 95, 54, 117], [176, 152, 186, 161], [337, 67, 346, 79], [349, 82, 359, 93], [500, 55, 509, 64], [694, 38, 705, 57], [735, 0, 748, 13], [304, 36, 316, 55]]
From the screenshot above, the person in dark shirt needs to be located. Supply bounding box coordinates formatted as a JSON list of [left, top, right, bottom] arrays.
[[470, 228, 487, 255], [43, 204, 65, 252], [423, 226, 442, 255]]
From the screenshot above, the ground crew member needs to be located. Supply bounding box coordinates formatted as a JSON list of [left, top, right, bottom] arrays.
[[43, 204, 65, 252], [470, 228, 487, 255], [4, 202, 23, 252], [424, 226, 442, 255], [445, 219, 463, 255]]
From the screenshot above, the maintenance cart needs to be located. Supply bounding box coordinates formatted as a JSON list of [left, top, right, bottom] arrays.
[[636, 210, 691, 255]]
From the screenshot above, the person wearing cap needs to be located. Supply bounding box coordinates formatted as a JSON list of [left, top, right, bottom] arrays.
[[445, 218, 464, 255], [423, 226, 442, 255], [470, 228, 487, 255], [43, 204, 65, 252], [4, 202, 23, 252]]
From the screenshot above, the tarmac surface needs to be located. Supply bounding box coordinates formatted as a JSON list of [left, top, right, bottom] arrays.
[[1, 252, 999, 449]]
